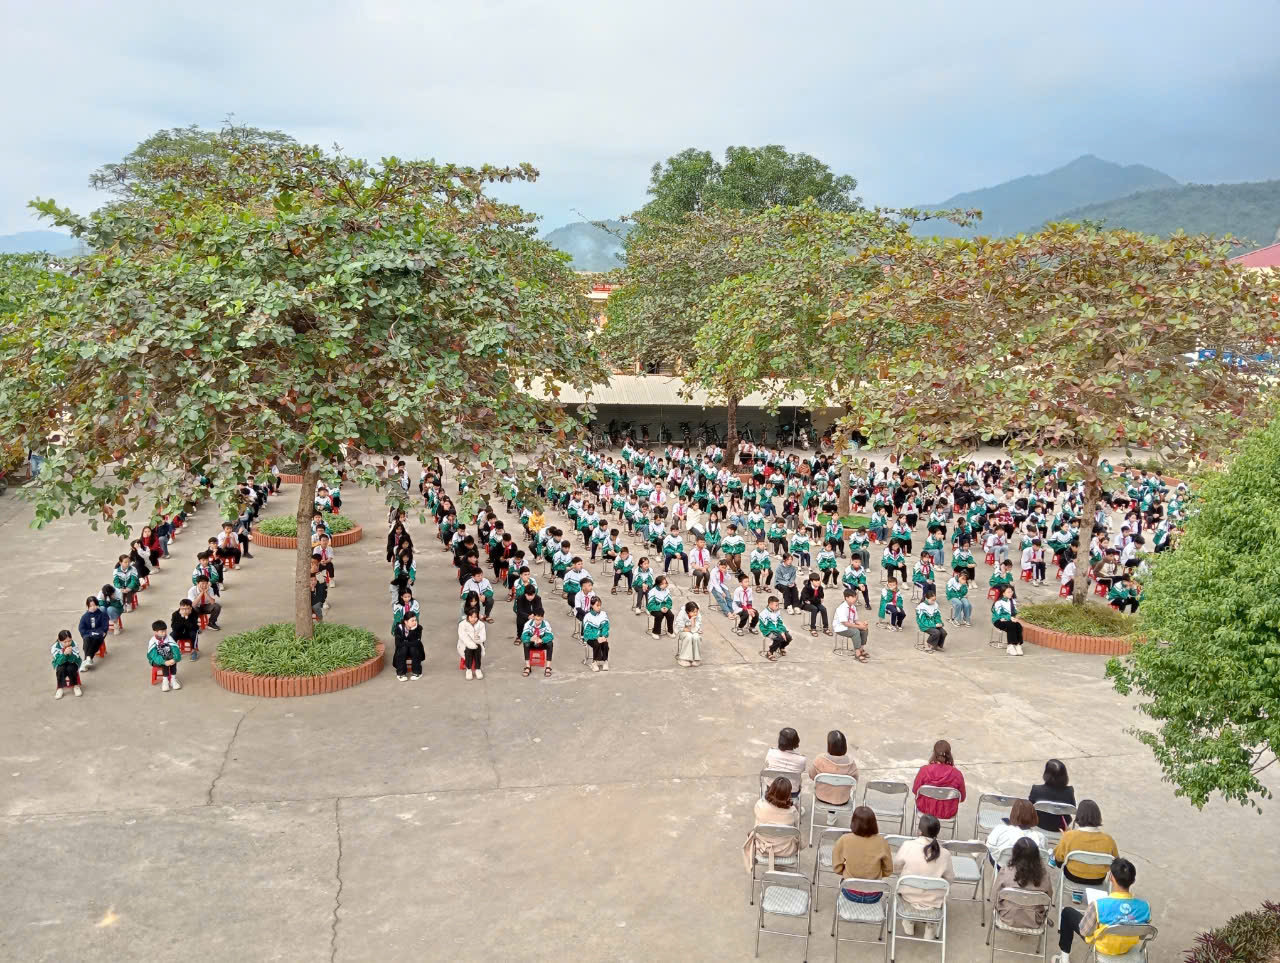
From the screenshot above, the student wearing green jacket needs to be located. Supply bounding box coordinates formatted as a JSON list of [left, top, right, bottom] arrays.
[[992, 586, 1024, 655], [758, 596, 792, 660], [915, 586, 947, 651], [146, 619, 183, 691], [51, 630, 83, 699], [945, 572, 973, 625], [520, 613, 554, 677], [582, 597, 611, 672]]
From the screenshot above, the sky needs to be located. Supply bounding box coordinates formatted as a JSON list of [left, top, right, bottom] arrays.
[[2, 0, 1279, 237]]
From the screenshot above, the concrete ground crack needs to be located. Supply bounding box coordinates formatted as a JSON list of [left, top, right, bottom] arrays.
[[206, 705, 256, 805], [330, 797, 345, 963]]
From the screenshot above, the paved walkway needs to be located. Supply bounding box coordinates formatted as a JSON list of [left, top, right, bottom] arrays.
[[0, 462, 1272, 962]]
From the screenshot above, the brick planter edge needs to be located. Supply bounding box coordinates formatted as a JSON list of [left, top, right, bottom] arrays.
[[278, 473, 305, 485], [213, 642, 385, 697], [1021, 622, 1132, 656], [250, 524, 363, 550]]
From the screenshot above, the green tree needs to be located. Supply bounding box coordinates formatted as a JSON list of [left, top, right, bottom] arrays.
[[839, 223, 1280, 603], [3, 126, 605, 638], [1107, 414, 1280, 809]]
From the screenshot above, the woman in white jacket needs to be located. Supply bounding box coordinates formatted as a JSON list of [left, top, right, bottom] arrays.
[[673, 601, 703, 667], [457, 610, 486, 680]]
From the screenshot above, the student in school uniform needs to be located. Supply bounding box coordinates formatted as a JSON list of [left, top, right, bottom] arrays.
[[690, 538, 712, 594], [50, 630, 83, 699], [647, 575, 675, 638], [731, 573, 761, 637], [187, 577, 222, 631], [841, 557, 870, 608], [573, 578, 599, 638], [945, 571, 972, 626], [393, 612, 425, 681], [748, 541, 774, 588], [77, 596, 110, 669], [915, 586, 947, 651], [582, 596, 611, 672], [993, 585, 1024, 655], [457, 609, 486, 680], [758, 596, 792, 661], [879, 580, 905, 632], [662, 530, 689, 575], [520, 612, 555, 677], [146, 620, 182, 691], [171, 598, 202, 661], [833, 589, 870, 663], [461, 569, 496, 622]]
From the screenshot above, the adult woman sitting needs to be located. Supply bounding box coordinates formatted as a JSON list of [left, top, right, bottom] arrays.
[[1029, 758, 1076, 834], [993, 837, 1055, 929], [832, 806, 893, 902], [673, 601, 702, 667], [807, 730, 859, 808], [893, 814, 955, 940], [764, 727, 806, 798], [986, 798, 1045, 868], [911, 739, 966, 823], [1051, 799, 1119, 886], [742, 776, 804, 872]]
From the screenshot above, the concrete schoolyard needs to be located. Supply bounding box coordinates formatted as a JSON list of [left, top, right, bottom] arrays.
[[0, 463, 1273, 963]]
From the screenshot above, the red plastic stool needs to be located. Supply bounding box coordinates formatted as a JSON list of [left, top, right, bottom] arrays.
[[128, 595, 139, 611], [150, 666, 161, 685], [984, 552, 996, 566], [1020, 570, 1033, 582], [458, 657, 467, 670], [1058, 583, 1071, 598], [177, 639, 195, 654], [112, 615, 124, 633], [224, 556, 237, 571], [1094, 581, 1107, 597], [199, 613, 210, 631], [868, 532, 879, 543], [986, 587, 1000, 601], [527, 648, 547, 668], [98, 640, 108, 658], [140, 575, 150, 590]]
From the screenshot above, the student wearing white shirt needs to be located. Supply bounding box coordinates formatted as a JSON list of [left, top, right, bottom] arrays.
[[1059, 555, 1077, 596], [709, 559, 734, 617], [731, 574, 760, 636], [690, 538, 712, 594], [833, 589, 870, 662]]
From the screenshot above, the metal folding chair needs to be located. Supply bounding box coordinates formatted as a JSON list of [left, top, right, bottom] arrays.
[[891, 875, 950, 962], [1057, 850, 1116, 918], [831, 877, 892, 963], [754, 870, 812, 960], [985, 887, 1052, 961], [913, 785, 962, 837], [862, 780, 910, 834], [809, 774, 858, 844], [942, 840, 988, 924], [973, 793, 1025, 842], [1087, 922, 1159, 961], [748, 823, 803, 904], [1033, 800, 1076, 849], [812, 826, 846, 909]]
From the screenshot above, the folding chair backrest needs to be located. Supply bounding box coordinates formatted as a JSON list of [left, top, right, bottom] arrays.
[[883, 834, 912, 865], [896, 874, 950, 898], [756, 822, 802, 846], [1095, 922, 1158, 957], [760, 767, 798, 797], [863, 779, 909, 811], [974, 792, 1023, 833], [1063, 849, 1115, 875], [817, 827, 845, 867], [942, 839, 987, 860], [917, 784, 961, 804], [1033, 800, 1076, 827], [995, 886, 1052, 916], [813, 772, 857, 802]]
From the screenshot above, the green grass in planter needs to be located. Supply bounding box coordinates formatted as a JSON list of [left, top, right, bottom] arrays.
[[256, 513, 356, 537], [818, 513, 871, 529], [1019, 601, 1135, 637], [214, 622, 378, 676]]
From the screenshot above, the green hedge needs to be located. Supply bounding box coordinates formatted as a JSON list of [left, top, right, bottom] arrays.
[[1186, 901, 1280, 963], [256, 513, 356, 537], [214, 622, 378, 676], [818, 513, 871, 529], [1020, 601, 1135, 637]]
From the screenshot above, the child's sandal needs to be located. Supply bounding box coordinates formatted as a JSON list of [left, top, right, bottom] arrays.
[[824, 628, 833, 636], [522, 666, 532, 676], [544, 666, 552, 677]]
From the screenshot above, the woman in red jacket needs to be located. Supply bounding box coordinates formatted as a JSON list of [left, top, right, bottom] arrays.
[[912, 739, 966, 820]]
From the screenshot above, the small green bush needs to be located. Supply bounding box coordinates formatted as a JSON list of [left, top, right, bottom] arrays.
[[818, 513, 871, 529], [1186, 901, 1280, 963], [255, 513, 356, 537], [1020, 601, 1135, 637], [214, 622, 378, 676]]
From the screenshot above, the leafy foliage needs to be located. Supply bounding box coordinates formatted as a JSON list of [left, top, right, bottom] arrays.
[[1107, 415, 1280, 809], [840, 223, 1280, 602], [1019, 601, 1135, 637], [213, 621, 378, 676], [1185, 901, 1280, 963], [256, 513, 355, 537]]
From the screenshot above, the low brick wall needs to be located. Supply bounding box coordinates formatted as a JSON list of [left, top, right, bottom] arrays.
[[278, 473, 304, 485], [1022, 622, 1132, 656], [251, 524, 363, 550], [213, 642, 385, 697]]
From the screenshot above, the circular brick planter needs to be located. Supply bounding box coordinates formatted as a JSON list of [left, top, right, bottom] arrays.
[[251, 523, 363, 550], [213, 642, 385, 697], [278, 473, 304, 485], [1021, 621, 1132, 656]]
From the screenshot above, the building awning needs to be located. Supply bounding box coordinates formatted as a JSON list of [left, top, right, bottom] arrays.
[[1229, 241, 1280, 268], [533, 375, 829, 408]]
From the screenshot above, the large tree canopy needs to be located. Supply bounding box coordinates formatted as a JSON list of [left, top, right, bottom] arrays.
[[2, 125, 606, 636], [1108, 414, 1280, 809], [838, 223, 1280, 601]]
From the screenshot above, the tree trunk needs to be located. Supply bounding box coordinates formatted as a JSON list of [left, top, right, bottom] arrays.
[[725, 395, 740, 467], [1072, 457, 1102, 607], [837, 407, 854, 517], [295, 467, 319, 637]]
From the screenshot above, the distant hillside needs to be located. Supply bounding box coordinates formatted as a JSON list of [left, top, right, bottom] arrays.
[[0, 230, 85, 255], [914, 154, 1179, 239], [1048, 180, 1280, 249], [543, 219, 630, 272]]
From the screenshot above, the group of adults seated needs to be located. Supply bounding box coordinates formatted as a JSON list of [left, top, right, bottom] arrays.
[[746, 734, 1150, 960]]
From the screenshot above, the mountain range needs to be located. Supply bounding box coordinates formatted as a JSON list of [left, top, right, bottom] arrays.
[[540, 219, 630, 272], [0, 230, 85, 256]]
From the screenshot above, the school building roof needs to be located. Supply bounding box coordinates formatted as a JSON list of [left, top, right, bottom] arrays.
[[1229, 241, 1280, 268], [532, 375, 827, 408]]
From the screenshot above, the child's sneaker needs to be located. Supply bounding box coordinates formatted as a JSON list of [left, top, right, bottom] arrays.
[[1007, 644, 1016, 656], [74, 685, 83, 697], [410, 673, 421, 680], [170, 678, 181, 690], [465, 669, 474, 680], [650, 632, 660, 640], [83, 656, 94, 670], [54, 689, 64, 700], [396, 675, 408, 682], [591, 663, 600, 672], [161, 678, 170, 692], [601, 662, 609, 671], [474, 669, 483, 679]]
